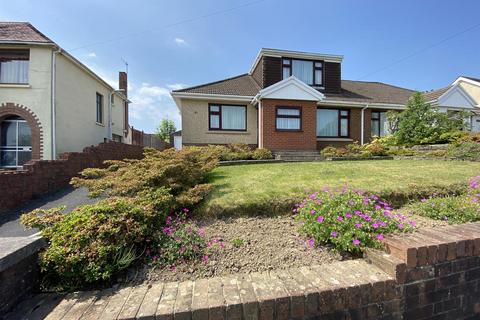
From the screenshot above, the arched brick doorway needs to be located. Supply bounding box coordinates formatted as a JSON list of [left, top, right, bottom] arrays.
[[0, 102, 43, 167]]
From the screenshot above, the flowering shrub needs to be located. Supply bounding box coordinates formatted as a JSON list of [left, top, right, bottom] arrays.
[[407, 176, 480, 224], [151, 210, 207, 265], [294, 187, 414, 254], [320, 139, 388, 158]]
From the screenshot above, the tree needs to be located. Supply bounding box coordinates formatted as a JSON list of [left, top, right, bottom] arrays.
[[155, 119, 177, 143], [394, 92, 469, 146]]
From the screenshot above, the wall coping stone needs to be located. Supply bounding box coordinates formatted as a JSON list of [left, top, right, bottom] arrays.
[[0, 235, 45, 273]]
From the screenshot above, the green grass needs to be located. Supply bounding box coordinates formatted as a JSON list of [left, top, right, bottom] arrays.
[[202, 160, 480, 216]]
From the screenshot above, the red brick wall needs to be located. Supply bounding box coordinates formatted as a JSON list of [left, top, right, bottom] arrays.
[[0, 142, 145, 213], [261, 99, 317, 151]]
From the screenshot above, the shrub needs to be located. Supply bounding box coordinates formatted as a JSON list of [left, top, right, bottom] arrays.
[[21, 196, 171, 289], [72, 147, 217, 209], [252, 148, 273, 160], [363, 139, 387, 156], [438, 131, 470, 143], [295, 187, 414, 254], [320, 146, 338, 158], [406, 196, 480, 224], [151, 211, 207, 265], [447, 141, 480, 161]]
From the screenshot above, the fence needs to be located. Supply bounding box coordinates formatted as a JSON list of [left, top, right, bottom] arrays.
[[131, 128, 166, 150]]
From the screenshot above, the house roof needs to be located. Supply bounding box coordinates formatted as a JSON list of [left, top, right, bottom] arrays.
[[463, 76, 480, 83], [174, 74, 415, 105], [0, 22, 53, 43], [173, 73, 261, 96], [422, 86, 451, 102]]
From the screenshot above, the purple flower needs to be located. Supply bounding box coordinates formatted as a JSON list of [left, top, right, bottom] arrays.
[[371, 223, 379, 229], [316, 216, 324, 223], [383, 211, 392, 217], [330, 231, 338, 238], [376, 234, 384, 241], [354, 223, 363, 229], [310, 209, 316, 215], [374, 205, 381, 210], [202, 255, 209, 264], [397, 223, 404, 229], [352, 239, 360, 245], [316, 199, 323, 205], [345, 213, 352, 218], [307, 239, 315, 248], [354, 210, 363, 216], [337, 216, 344, 221]]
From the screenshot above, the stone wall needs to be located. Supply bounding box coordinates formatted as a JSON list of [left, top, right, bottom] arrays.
[[0, 142, 145, 213]]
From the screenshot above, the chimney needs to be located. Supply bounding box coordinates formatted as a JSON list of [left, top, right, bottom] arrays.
[[119, 71, 128, 97]]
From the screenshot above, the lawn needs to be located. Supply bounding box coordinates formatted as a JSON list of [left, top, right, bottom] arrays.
[[202, 160, 480, 216]]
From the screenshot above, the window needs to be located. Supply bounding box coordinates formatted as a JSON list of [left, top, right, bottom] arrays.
[[0, 49, 29, 84], [371, 111, 388, 137], [209, 104, 246, 131], [276, 107, 301, 131], [316, 109, 349, 137], [282, 58, 323, 86], [96, 93, 104, 124]]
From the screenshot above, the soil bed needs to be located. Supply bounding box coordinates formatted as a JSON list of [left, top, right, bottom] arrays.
[[122, 213, 444, 285]]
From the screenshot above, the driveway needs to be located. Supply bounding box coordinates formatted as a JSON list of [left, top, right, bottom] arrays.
[[0, 186, 98, 237]]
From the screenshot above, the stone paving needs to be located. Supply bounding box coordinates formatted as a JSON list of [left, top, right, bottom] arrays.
[[3, 260, 393, 320]]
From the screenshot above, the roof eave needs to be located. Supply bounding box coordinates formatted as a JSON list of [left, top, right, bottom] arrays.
[[170, 91, 254, 102]]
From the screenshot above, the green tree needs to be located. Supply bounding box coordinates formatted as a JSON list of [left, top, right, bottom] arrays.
[[155, 119, 177, 143], [394, 92, 468, 146]]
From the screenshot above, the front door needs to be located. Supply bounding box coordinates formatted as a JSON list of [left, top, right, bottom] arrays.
[[0, 116, 32, 168]]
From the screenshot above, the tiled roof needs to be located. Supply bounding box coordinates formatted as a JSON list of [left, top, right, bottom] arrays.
[[173, 74, 261, 96], [326, 80, 415, 105], [174, 74, 416, 105], [0, 22, 53, 43], [422, 86, 450, 102]]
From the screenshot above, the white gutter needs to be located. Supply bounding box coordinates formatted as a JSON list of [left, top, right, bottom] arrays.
[[170, 92, 254, 102], [360, 104, 369, 145], [108, 92, 113, 140], [51, 48, 61, 159]]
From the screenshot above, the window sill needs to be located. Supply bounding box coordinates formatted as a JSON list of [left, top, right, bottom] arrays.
[[317, 137, 353, 142], [275, 129, 303, 132], [95, 122, 105, 127], [0, 83, 30, 88], [206, 130, 249, 135]]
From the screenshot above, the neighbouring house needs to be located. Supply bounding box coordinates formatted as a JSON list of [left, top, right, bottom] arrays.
[[171, 48, 480, 151], [0, 22, 131, 168]]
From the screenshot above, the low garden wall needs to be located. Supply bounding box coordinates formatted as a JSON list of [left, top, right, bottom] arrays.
[[0, 142, 145, 213], [11, 222, 480, 319]]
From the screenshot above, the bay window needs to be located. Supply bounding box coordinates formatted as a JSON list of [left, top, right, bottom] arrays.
[[276, 107, 301, 131], [209, 104, 246, 131], [371, 111, 388, 137], [317, 109, 349, 137], [282, 58, 323, 86], [0, 49, 29, 84]]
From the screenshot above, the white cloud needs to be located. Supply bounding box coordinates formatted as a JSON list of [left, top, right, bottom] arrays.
[[87, 52, 97, 58], [174, 37, 188, 46], [167, 83, 187, 91]]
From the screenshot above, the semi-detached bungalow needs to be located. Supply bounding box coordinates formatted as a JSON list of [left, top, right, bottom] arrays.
[[171, 48, 480, 151]]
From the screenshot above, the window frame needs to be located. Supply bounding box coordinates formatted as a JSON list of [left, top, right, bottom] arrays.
[[275, 106, 302, 131], [316, 108, 350, 138], [208, 103, 247, 131], [0, 49, 30, 85], [96, 92, 104, 124], [371, 110, 387, 137], [282, 58, 324, 86]]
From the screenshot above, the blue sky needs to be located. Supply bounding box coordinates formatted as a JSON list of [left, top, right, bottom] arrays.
[[2, 0, 480, 132]]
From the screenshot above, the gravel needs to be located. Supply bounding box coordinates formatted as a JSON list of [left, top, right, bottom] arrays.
[[133, 215, 343, 283]]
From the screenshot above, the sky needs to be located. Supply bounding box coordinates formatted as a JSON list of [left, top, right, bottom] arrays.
[[2, 0, 480, 132]]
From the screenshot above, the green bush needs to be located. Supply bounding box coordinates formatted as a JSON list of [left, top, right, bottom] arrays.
[[295, 187, 414, 254], [406, 196, 480, 224], [252, 148, 273, 160], [320, 139, 388, 158], [438, 131, 470, 143], [21, 196, 171, 289], [447, 142, 480, 161]]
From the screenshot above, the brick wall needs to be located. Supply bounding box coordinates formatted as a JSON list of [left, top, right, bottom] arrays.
[[0, 142, 144, 213], [261, 99, 317, 151]]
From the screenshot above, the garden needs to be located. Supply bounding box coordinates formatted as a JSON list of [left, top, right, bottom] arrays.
[[20, 93, 480, 291]]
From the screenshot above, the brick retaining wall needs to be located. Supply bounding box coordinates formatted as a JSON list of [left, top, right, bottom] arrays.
[[0, 142, 145, 213], [7, 222, 480, 319]]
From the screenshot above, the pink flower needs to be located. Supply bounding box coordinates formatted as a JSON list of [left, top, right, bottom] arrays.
[[337, 216, 344, 221], [316, 199, 323, 205], [371, 223, 379, 229], [310, 209, 316, 215], [330, 231, 338, 238], [397, 223, 404, 229], [198, 228, 205, 237], [202, 255, 209, 264], [376, 234, 384, 241], [374, 205, 381, 209], [307, 239, 315, 248], [355, 223, 363, 229], [316, 216, 324, 223], [183, 208, 190, 213], [352, 239, 360, 245], [345, 213, 352, 218]]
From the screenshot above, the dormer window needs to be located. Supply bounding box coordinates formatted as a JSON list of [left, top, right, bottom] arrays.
[[282, 58, 323, 86], [0, 49, 29, 84]]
